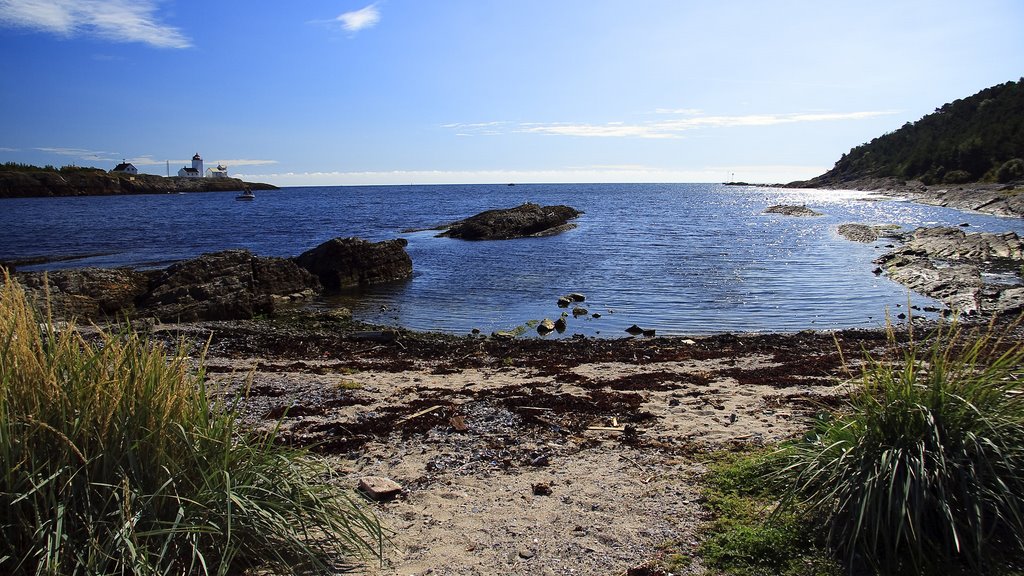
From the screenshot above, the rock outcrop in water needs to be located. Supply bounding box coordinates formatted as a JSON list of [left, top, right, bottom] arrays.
[[764, 204, 822, 217], [11, 237, 413, 322], [836, 223, 902, 243], [875, 227, 1024, 316], [294, 237, 413, 290], [438, 203, 582, 240]]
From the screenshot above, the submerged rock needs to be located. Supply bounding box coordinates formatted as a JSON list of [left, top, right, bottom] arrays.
[[294, 237, 413, 291], [438, 203, 582, 240]]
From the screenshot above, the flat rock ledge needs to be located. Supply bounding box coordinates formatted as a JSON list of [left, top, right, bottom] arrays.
[[765, 204, 822, 217], [837, 223, 902, 243], [8, 237, 413, 322], [876, 226, 1024, 317], [789, 177, 1024, 219], [438, 203, 582, 240]]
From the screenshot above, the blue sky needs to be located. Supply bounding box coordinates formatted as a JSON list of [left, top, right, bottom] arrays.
[[1, 1, 1021, 186]]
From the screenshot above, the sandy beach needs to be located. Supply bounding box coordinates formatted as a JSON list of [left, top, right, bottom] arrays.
[[142, 315, 915, 575]]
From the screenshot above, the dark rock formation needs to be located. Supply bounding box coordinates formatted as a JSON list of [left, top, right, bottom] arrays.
[[137, 250, 319, 322], [764, 204, 823, 217], [438, 203, 582, 240], [11, 237, 412, 322], [554, 317, 567, 332], [294, 237, 413, 290], [876, 227, 1024, 316], [16, 267, 149, 319]]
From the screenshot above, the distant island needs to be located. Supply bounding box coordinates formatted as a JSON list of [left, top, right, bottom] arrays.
[[791, 78, 1024, 188], [0, 162, 276, 199]]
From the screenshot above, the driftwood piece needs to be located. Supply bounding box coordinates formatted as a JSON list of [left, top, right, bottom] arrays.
[[398, 405, 443, 424]]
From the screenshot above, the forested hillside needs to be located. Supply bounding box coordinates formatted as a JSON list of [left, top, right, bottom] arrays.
[[800, 79, 1024, 186]]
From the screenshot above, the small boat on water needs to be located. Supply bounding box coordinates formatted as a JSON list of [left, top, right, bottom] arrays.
[[236, 186, 255, 201]]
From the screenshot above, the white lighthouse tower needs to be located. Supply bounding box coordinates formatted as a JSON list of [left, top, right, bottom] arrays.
[[177, 152, 205, 178]]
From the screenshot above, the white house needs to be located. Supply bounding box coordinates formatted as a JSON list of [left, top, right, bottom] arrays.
[[177, 153, 204, 178], [110, 161, 137, 175], [206, 163, 229, 178]]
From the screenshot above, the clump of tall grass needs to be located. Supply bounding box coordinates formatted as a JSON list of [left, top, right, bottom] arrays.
[[0, 275, 383, 575], [778, 319, 1024, 574]]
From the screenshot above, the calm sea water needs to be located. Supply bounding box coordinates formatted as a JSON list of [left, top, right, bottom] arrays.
[[3, 183, 1024, 336]]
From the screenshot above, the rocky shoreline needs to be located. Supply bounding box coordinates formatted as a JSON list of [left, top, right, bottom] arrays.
[[789, 176, 1024, 218], [874, 227, 1024, 317], [9, 237, 413, 322]]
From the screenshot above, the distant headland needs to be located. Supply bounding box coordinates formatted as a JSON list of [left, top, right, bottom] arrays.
[[0, 161, 276, 199], [780, 78, 1024, 218], [789, 78, 1024, 189]]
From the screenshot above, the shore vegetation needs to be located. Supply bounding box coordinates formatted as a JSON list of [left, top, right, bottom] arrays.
[[777, 319, 1024, 574], [0, 275, 383, 575]]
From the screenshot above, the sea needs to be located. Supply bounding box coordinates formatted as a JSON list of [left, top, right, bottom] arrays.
[[3, 183, 1024, 337]]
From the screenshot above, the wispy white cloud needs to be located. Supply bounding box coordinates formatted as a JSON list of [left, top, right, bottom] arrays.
[[133, 157, 278, 167], [446, 110, 899, 139], [213, 159, 278, 167], [0, 0, 191, 48], [34, 146, 118, 161], [336, 3, 381, 33], [443, 121, 511, 136], [654, 108, 704, 115], [0, 147, 19, 152]]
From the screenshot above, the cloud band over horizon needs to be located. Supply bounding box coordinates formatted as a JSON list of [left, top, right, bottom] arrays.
[[446, 109, 899, 139]]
